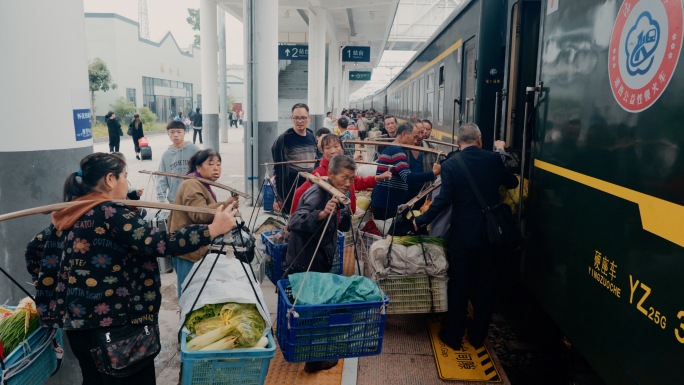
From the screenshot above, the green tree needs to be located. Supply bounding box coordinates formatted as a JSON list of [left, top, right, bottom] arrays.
[[110, 97, 136, 124], [88, 57, 117, 125], [187, 8, 200, 47], [226, 94, 236, 113], [138, 107, 158, 127]]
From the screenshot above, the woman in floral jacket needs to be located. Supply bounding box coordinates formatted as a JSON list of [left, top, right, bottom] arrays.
[[25, 152, 237, 385]]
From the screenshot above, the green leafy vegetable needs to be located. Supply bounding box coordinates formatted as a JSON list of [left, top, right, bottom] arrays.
[[185, 302, 266, 350]]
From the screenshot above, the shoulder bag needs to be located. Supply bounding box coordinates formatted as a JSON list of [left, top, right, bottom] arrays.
[[89, 323, 161, 378], [454, 155, 521, 248]]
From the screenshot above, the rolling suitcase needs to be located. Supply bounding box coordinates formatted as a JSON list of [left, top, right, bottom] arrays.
[[140, 146, 152, 160]]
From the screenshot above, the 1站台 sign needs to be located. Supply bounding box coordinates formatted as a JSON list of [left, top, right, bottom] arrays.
[[349, 71, 372, 81], [608, 0, 683, 112], [342, 46, 370, 62], [279, 45, 309, 60]]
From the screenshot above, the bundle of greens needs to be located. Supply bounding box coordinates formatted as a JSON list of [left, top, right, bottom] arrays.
[[185, 302, 267, 351], [388, 235, 446, 248], [0, 298, 40, 360]]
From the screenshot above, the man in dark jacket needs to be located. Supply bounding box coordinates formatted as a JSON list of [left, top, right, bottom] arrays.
[[414, 123, 518, 350], [270, 103, 317, 213], [284, 154, 356, 373]]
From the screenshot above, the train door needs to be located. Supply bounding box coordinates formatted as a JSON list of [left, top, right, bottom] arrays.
[[461, 39, 477, 125], [503, 0, 541, 227]]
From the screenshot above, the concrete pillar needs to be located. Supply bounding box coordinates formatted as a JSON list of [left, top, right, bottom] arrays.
[[244, 0, 278, 202], [327, 40, 341, 117], [0, 2, 91, 384], [218, 9, 228, 143], [307, 7, 327, 131], [200, 0, 219, 150], [341, 65, 351, 112]]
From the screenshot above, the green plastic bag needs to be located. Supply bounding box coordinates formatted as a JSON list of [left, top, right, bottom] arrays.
[[288, 272, 384, 305]]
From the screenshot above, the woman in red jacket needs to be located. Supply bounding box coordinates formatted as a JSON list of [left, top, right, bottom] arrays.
[[290, 134, 391, 214]]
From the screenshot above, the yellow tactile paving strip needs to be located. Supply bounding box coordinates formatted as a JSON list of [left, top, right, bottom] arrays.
[[427, 318, 502, 382], [264, 335, 344, 385]]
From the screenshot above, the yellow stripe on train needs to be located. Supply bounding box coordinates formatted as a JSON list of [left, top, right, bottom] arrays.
[[535, 159, 684, 248]]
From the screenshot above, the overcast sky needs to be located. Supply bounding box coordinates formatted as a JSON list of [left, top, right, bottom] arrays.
[[83, 0, 244, 64]]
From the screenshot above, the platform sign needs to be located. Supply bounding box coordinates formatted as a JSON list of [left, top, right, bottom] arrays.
[[349, 71, 372, 81], [278, 45, 309, 60], [73, 109, 92, 141], [342, 46, 370, 62]]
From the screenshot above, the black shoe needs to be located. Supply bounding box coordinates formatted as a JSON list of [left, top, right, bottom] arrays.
[[303, 360, 338, 373], [439, 329, 462, 351], [136, 155, 140, 160]]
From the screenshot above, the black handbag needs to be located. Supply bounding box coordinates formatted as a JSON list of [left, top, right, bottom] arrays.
[[454, 155, 521, 247], [127, 127, 133, 136], [89, 323, 160, 378]]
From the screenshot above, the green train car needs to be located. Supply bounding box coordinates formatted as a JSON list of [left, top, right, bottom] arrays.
[[359, 0, 684, 383]]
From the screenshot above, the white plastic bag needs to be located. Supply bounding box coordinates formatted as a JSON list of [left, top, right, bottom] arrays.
[[366, 239, 448, 280], [179, 253, 272, 336]]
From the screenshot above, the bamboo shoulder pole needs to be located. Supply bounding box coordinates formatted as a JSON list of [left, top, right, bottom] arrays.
[[140, 170, 250, 198], [397, 180, 442, 213], [342, 140, 446, 157], [298, 172, 351, 205]]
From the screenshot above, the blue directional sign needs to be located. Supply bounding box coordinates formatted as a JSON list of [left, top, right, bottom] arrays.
[[278, 45, 309, 60], [342, 46, 370, 62], [73, 109, 92, 141], [349, 71, 372, 81]]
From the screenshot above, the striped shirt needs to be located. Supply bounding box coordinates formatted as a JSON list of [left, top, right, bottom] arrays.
[[371, 145, 434, 212]]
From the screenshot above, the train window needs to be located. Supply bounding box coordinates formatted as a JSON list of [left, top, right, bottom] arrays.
[[438, 88, 444, 124], [419, 76, 425, 116], [427, 70, 435, 120], [408, 84, 413, 116], [439, 64, 445, 87], [437, 64, 445, 124], [414, 81, 419, 115]]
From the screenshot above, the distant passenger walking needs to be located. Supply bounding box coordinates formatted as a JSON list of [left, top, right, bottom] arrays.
[[105, 111, 121, 153], [230, 111, 238, 128], [128, 113, 145, 160], [191, 107, 203, 144]]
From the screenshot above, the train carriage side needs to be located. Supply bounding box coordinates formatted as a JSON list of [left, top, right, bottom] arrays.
[[512, 0, 684, 384], [384, 0, 508, 152], [372, 89, 387, 114]]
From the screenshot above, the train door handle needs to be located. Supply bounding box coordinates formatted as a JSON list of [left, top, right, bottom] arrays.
[[464, 97, 475, 122]]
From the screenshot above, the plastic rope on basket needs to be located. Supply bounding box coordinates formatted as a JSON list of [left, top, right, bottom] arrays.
[[287, 208, 337, 328], [1, 328, 58, 382]]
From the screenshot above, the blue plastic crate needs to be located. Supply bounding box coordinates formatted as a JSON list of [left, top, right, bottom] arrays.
[[0, 325, 62, 385], [261, 230, 344, 285], [276, 279, 388, 362], [180, 330, 276, 385]]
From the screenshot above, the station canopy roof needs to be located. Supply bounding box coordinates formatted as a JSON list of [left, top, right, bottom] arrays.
[[217, 0, 463, 101]]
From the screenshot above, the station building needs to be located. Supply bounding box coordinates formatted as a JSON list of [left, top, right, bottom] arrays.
[[84, 13, 202, 122]]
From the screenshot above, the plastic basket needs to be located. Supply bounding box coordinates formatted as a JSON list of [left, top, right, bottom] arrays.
[[260, 230, 344, 285], [376, 275, 448, 314], [180, 330, 276, 385], [0, 325, 62, 385], [276, 279, 388, 362], [354, 231, 383, 270]]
